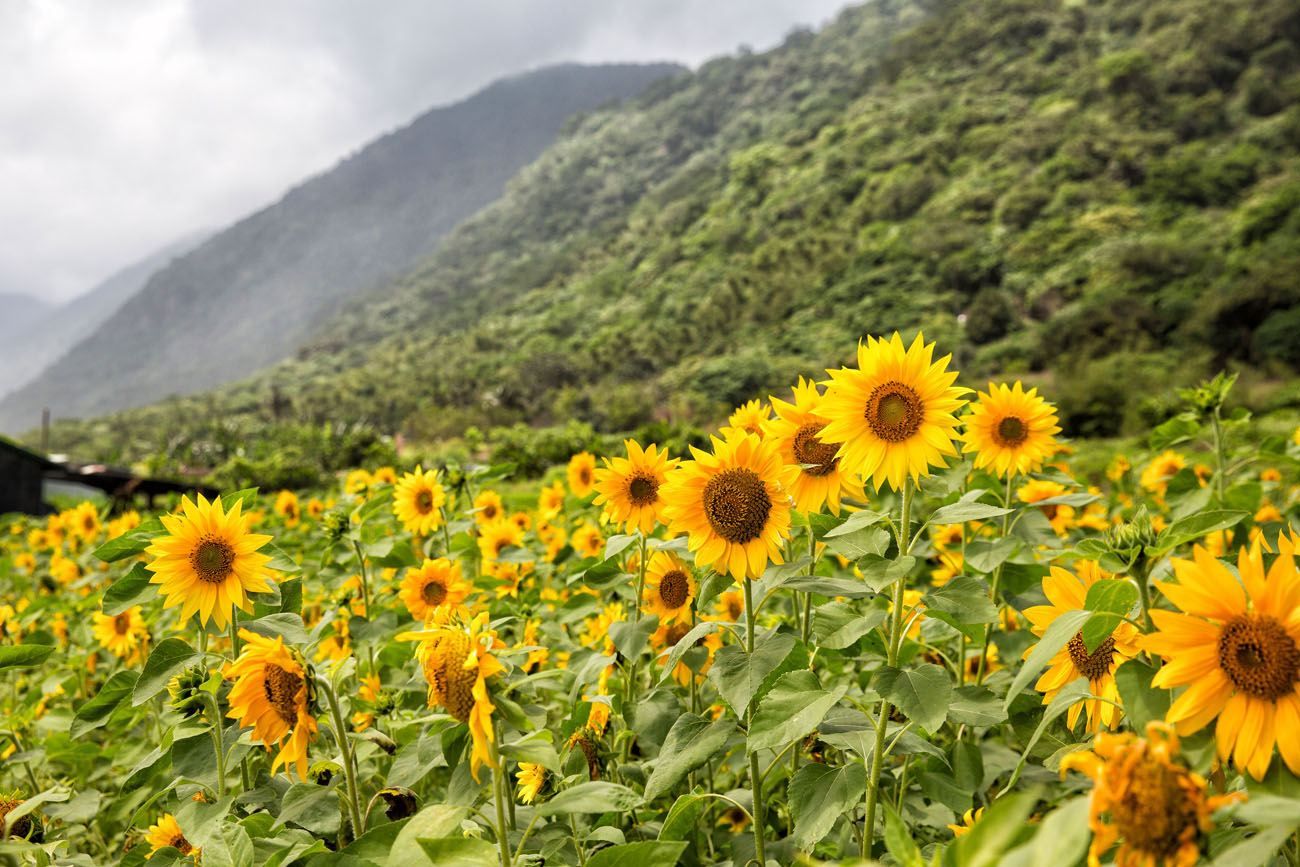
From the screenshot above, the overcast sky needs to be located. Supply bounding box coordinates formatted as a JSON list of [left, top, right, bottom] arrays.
[[1, 0, 851, 304]]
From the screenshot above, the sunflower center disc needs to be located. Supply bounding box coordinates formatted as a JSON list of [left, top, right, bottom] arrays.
[[1218, 615, 1300, 699], [792, 422, 839, 476], [415, 490, 434, 515], [170, 835, 193, 855], [1111, 757, 1200, 859], [262, 663, 304, 724], [628, 473, 659, 506], [865, 382, 923, 442], [1067, 632, 1116, 680], [702, 468, 772, 544], [422, 578, 448, 606], [191, 538, 236, 584], [996, 415, 1028, 446], [114, 613, 133, 635], [658, 570, 690, 609]]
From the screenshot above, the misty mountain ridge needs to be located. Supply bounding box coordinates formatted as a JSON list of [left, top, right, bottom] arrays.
[[0, 294, 54, 344], [0, 61, 683, 433]]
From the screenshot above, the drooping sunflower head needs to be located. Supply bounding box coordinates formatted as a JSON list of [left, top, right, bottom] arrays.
[[959, 381, 1061, 478], [593, 440, 680, 534], [817, 332, 969, 491], [144, 813, 195, 858], [393, 465, 447, 536], [720, 399, 771, 440], [1061, 722, 1242, 867], [765, 377, 864, 515], [473, 490, 504, 525], [642, 551, 697, 625], [1145, 542, 1300, 780], [274, 490, 301, 527], [660, 431, 797, 581], [144, 494, 278, 630], [0, 794, 42, 842], [567, 452, 598, 498], [399, 558, 471, 622], [516, 762, 548, 804], [477, 518, 524, 563], [224, 629, 318, 780], [91, 606, 148, 660]]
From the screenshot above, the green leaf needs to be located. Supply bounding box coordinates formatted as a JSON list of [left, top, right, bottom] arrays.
[[92, 523, 160, 563], [72, 670, 139, 738], [822, 525, 890, 560], [0, 644, 54, 671], [276, 784, 341, 837], [609, 617, 658, 661], [824, 509, 887, 537], [603, 534, 637, 561], [655, 621, 720, 685], [1208, 824, 1293, 867], [132, 638, 197, 706], [923, 576, 997, 624], [242, 613, 311, 646], [1080, 579, 1138, 653], [585, 841, 688, 867], [748, 670, 846, 752], [1152, 510, 1249, 556], [948, 685, 1007, 727], [964, 538, 1018, 573], [389, 806, 469, 864], [1004, 608, 1090, 711], [872, 664, 951, 733], [942, 790, 1037, 867], [1113, 660, 1171, 730], [857, 555, 917, 592], [658, 794, 709, 842], [883, 800, 923, 867], [643, 714, 737, 801], [499, 731, 561, 772], [538, 782, 643, 816], [414, 837, 499, 866], [813, 601, 887, 649], [707, 631, 797, 717], [782, 575, 876, 598], [789, 761, 865, 850], [1005, 796, 1091, 867], [102, 562, 154, 615], [929, 494, 1012, 525], [1148, 413, 1200, 452]]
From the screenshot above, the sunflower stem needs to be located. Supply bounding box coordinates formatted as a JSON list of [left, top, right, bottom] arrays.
[[863, 480, 912, 858], [621, 533, 649, 764], [318, 676, 365, 841], [742, 576, 767, 866], [201, 692, 228, 799], [1210, 407, 1226, 504], [228, 606, 241, 660], [352, 539, 373, 620], [489, 737, 513, 867], [975, 473, 1014, 685]]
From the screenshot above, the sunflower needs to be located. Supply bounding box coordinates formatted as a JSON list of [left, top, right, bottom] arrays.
[[344, 469, 373, 496], [144, 494, 278, 630], [642, 551, 696, 624], [948, 807, 983, 838], [478, 519, 524, 564], [68, 501, 101, 543], [817, 332, 968, 491], [516, 762, 547, 804], [570, 523, 604, 559], [400, 558, 471, 622], [473, 490, 504, 526], [1144, 543, 1300, 780], [721, 399, 771, 440], [765, 378, 864, 515], [1107, 455, 1132, 483], [931, 523, 966, 551], [661, 431, 797, 581], [393, 466, 447, 536], [537, 481, 565, 519], [1023, 563, 1140, 732], [567, 452, 598, 498], [1018, 479, 1075, 536], [91, 606, 148, 660], [144, 813, 197, 859], [510, 511, 532, 532], [959, 381, 1061, 478], [225, 629, 318, 780], [371, 466, 397, 485], [1061, 722, 1242, 867], [593, 440, 679, 534], [274, 490, 301, 528], [1140, 450, 1187, 496], [716, 590, 744, 622], [400, 609, 504, 780], [0, 794, 41, 841], [536, 520, 567, 561]]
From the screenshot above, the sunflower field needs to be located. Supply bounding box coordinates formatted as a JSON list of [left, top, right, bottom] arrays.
[[5, 332, 1300, 866]]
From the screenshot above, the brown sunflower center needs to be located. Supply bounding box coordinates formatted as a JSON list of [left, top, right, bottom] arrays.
[[658, 569, 691, 609], [1110, 756, 1202, 860], [702, 468, 772, 544], [262, 663, 304, 725], [482, 503, 498, 520], [114, 612, 133, 636], [580, 467, 592, 485], [415, 489, 434, 515], [792, 422, 839, 476], [628, 472, 659, 506], [170, 835, 193, 855], [864, 381, 923, 442], [423, 631, 478, 721], [84, 516, 96, 531], [1067, 633, 1117, 680], [191, 537, 236, 584], [421, 578, 447, 606], [996, 415, 1029, 447], [1218, 615, 1300, 700]]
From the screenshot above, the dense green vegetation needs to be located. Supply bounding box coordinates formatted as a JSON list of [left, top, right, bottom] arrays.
[[39, 0, 1300, 485]]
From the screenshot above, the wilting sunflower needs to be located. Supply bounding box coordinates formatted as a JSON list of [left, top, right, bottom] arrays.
[[1023, 563, 1140, 732], [817, 332, 968, 491], [274, 490, 301, 528], [145, 813, 197, 859], [473, 490, 504, 525], [516, 762, 547, 804], [1144, 543, 1300, 780], [661, 431, 797, 581], [642, 551, 696, 624], [0, 793, 41, 842], [721, 399, 771, 440], [400, 558, 471, 622], [959, 381, 1061, 478], [537, 481, 565, 519], [144, 494, 278, 630], [1140, 450, 1187, 496], [593, 440, 679, 534], [567, 452, 598, 498], [1061, 722, 1242, 867], [393, 466, 447, 536], [478, 519, 524, 564], [400, 609, 504, 780], [225, 629, 318, 780], [765, 378, 864, 515], [91, 607, 148, 660]]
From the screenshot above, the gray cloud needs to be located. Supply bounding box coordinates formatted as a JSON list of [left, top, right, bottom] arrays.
[[0, 0, 850, 303]]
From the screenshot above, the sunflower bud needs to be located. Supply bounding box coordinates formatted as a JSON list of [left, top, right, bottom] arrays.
[[1109, 506, 1157, 553], [167, 664, 209, 718], [375, 786, 419, 821], [322, 510, 349, 543]]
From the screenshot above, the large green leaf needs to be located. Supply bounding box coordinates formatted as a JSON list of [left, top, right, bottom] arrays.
[[929, 492, 1012, 525], [1003, 608, 1090, 711], [1113, 659, 1171, 729], [748, 670, 846, 752], [132, 638, 198, 706], [1151, 509, 1249, 555], [414, 837, 498, 866], [102, 562, 154, 615], [1080, 579, 1138, 653], [872, 664, 951, 733], [883, 800, 924, 867], [942, 790, 1037, 867], [658, 794, 709, 843], [586, 841, 688, 867], [539, 782, 643, 816], [0, 644, 54, 671], [998, 796, 1091, 867], [789, 761, 865, 850], [813, 601, 887, 649], [948, 685, 1007, 727], [643, 714, 737, 801], [923, 576, 998, 624], [71, 670, 139, 738], [707, 631, 797, 717]]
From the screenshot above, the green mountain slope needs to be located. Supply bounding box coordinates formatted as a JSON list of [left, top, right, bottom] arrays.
[[0, 62, 682, 433], [40, 0, 1300, 478]]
